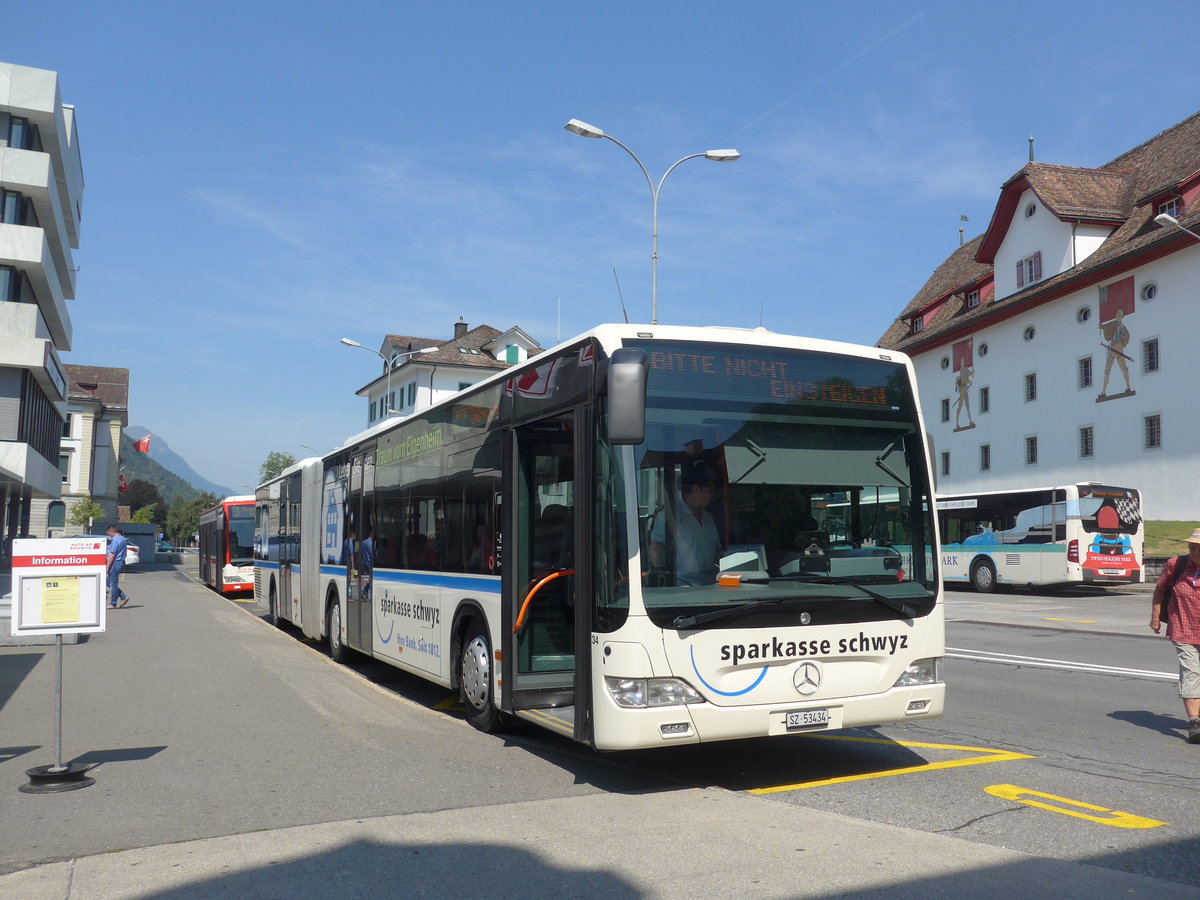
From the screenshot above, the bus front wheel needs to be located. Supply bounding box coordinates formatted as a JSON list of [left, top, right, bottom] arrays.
[[327, 600, 348, 663], [268, 581, 283, 628], [460, 618, 500, 733], [971, 559, 997, 594]]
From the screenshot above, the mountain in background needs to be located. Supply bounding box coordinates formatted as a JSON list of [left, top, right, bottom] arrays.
[[125, 427, 233, 500]]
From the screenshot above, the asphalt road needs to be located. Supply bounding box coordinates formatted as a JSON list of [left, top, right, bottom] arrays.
[[1, 566, 1194, 898]]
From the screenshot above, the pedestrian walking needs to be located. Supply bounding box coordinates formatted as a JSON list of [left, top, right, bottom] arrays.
[[1149, 529, 1200, 743], [106, 524, 131, 608]]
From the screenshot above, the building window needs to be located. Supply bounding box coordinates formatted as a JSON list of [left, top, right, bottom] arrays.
[[1076, 306, 1091, 323], [1025, 202, 1037, 218], [1144, 414, 1162, 451], [1142, 338, 1159, 374], [979, 342, 989, 357], [912, 317, 924, 334], [407, 382, 416, 406], [369, 401, 376, 422], [1080, 426, 1094, 459], [59, 452, 71, 483], [940, 398, 950, 422], [1078, 356, 1093, 389], [48, 501, 66, 530], [1158, 198, 1180, 219], [1025, 436, 1039, 466], [966, 290, 980, 309], [1024, 372, 1037, 402], [1016, 252, 1043, 288], [979, 444, 991, 472], [1141, 282, 1158, 302], [506, 345, 519, 364], [1023, 326, 1036, 342], [979, 385, 990, 414], [62, 415, 72, 438], [941, 451, 950, 478], [940, 357, 950, 370]]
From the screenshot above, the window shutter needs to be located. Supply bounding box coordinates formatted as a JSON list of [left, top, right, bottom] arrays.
[[1033, 251, 1042, 280], [1016, 260, 1025, 287]]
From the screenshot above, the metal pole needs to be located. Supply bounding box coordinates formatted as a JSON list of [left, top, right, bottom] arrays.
[[51, 633, 64, 773]]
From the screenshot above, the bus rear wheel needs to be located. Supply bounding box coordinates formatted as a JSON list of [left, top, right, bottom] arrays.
[[460, 618, 500, 733], [327, 600, 348, 663], [971, 559, 997, 593]]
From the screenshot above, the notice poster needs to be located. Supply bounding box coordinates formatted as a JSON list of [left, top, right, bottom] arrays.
[[40, 577, 82, 624]]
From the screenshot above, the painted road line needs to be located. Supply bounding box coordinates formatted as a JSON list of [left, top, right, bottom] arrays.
[[946, 647, 1175, 681], [750, 736, 1030, 794], [985, 784, 1166, 829]]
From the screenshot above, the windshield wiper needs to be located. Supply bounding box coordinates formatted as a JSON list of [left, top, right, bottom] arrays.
[[792, 576, 916, 619], [874, 440, 909, 488], [674, 598, 784, 630]]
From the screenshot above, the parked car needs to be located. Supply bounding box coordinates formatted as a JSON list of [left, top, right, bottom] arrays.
[[156, 540, 174, 553]]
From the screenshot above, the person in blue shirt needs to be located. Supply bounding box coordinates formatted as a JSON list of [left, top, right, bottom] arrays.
[[106, 524, 130, 608]]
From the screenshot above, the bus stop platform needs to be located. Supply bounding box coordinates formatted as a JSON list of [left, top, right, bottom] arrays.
[[0, 565, 1188, 899]]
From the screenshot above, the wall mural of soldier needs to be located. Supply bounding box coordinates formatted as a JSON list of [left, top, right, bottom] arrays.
[[952, 337, 975, 431], [1097, 276, 1136, 402]]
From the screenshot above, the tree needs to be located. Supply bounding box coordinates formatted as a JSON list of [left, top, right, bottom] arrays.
[[259, 451, 297, 483], [166, 492, 218, 547], [131, 504, 159, 524], [124, 479, 168, 528], [67, 497, 107, 530]]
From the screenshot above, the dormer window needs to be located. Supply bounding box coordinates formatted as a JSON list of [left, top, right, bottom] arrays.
[[911, 317, 924, 334], [1158, 198, 1180, 219], [1016, 251, 1042, 288], [965, 289, 980, 309]]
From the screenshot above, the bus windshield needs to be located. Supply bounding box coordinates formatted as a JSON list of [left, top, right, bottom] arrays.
[[628, 340, 937, 630], [228, 505, 256, 565]]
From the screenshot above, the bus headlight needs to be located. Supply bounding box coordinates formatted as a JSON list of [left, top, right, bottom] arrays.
[[605, 677, 703, 708], [894, 657, 943, 686]]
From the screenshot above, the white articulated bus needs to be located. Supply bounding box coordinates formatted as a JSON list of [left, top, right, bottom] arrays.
[[255, 324, 944, 751], [936, 483, 1143, 593]]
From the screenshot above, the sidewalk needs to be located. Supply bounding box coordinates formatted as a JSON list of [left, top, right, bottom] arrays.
[[0, 565, 1189, 899]]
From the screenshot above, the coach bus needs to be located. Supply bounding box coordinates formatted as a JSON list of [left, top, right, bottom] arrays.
[[255, 324, 944, 751], [936, 483, 1143, 592], [199, 495, 256, 593]]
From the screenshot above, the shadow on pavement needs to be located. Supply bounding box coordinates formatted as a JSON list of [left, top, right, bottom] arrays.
[[141, 839, 639, 899], [0, 654, 42, 710], [1108, 709, 1187, 739]]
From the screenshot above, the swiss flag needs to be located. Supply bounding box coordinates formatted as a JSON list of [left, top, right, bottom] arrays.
[[134, 435, 151, 453]]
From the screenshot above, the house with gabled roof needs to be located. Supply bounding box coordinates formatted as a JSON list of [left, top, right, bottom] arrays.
[[878, 110, 1200, 519], [352, 318, 541, 426]]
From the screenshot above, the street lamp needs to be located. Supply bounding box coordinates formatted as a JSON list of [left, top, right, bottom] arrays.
[[564, 118, 739, 325], [339, 339, 437, 417], [1155, 212, 1200, 242]]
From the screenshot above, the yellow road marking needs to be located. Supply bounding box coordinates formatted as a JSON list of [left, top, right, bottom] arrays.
[[434, 696, 465, 711], [751, 735, 1031, 794], [1043, 617, 1095, 624], [985, 784, 1165, 829]]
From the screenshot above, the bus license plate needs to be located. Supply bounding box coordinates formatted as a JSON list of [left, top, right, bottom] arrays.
[[786, 709, 830, 731], [1099, 569, 1125, 576]]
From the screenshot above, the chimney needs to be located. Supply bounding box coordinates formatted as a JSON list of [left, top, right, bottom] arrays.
[[454, 317, 468, 339]]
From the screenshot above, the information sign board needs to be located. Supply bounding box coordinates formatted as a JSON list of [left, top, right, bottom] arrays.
[[11, 538, 107, 636]]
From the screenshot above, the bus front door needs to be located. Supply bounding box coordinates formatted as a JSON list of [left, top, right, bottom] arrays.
[[506, 412, 584, 740]]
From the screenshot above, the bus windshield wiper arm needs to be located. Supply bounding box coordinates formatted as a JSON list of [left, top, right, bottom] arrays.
[[875, 441, 909, 488], [674, 598, 784, 630], [796, 576, 915, 619]]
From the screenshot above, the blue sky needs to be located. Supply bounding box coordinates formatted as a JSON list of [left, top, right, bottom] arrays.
[[10, 1, 1199, 492]]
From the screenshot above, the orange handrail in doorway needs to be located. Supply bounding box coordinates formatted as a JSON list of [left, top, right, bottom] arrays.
[[513, 569, 575, 633]]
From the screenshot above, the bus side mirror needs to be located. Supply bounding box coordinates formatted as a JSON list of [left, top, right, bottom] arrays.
[[606, 348, 649, 445]]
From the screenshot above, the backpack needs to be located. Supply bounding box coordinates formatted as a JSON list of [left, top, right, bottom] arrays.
[[1158, 554, 1189, 610]]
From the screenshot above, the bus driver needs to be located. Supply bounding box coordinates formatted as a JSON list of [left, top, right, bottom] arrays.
[[649, 466, 723, 586]]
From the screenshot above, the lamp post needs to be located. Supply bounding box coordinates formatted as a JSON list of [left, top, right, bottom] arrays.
[[340, 339, 436, 417], [1155, 212, 1200, 243], [564, 118, 739, 325]]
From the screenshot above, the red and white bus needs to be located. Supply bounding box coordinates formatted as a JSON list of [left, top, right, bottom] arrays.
[[199, 495, 256, 593]]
